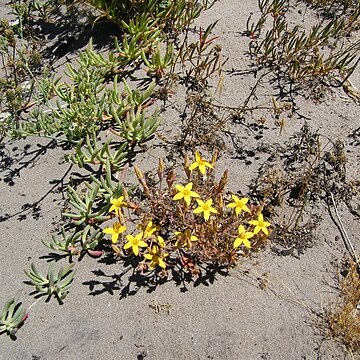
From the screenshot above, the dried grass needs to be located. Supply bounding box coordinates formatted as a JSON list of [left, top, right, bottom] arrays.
[[326, 261, 360, 353]]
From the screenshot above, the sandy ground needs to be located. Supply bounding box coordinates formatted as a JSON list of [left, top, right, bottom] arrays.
[[0, 0, 359, 359]]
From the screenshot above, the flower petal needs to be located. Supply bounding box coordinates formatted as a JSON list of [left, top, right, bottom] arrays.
[[112, 233, 119, 244], [184, 195, 191, 206], [193, 207, 203, 214], [253, 226, 261, 234], [203, 210, 210, 221], [189, 163, 198, 171], [199, 164, 206, 175], [243, 238, 251, 248], [158, 258, 166, 269], [189, 191, 200, 198], [173, 192, 184, 201], [103, 228, 115, 234], [132, 245, 139, 256], [138, 240, 148, 248], [234, 238, 241, 248], [175, 184, 184, 191]]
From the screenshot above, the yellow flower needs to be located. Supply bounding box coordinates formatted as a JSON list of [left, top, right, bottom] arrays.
[[156, 235, 166, 248], [174, 229, 198, 249], [189, 151, 214, 175], [193, 199, 218, 221], [124, 233, 148, 256], [144, 245, 167, 269], [173, 182, 200, 206], [103, 222, 127, 244], [249, 213, 271, 235], [227, 195, 250, 216], [234, 225, 254, 249], [139, 220, 158, 238], [109, 196, 127, 214]]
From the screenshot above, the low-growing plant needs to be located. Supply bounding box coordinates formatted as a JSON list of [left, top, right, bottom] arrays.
[[100, 151, 271, 277], [141, 43, 174, 78], [0, 296, 27, 337], [43, 225, 104, 258], [82, 0, 217, 34], [65, 133, 129, 170], [302, 0, 359, 15], [63, 183, 110, 226], [250, 124, 359, 255], [177, 22, 228, 90], [112, 105, 161, 145], [247, 0, 360, 88], [25, 263, 75, 302]]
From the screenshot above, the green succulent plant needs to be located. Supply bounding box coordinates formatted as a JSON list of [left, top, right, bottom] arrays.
[[43, 225, 104, 258], [42, 226, 81, 254], [65, 132, 129, 170], [89, 159, 132, 201], [0, 296, 27, 337], [25, 263, 75, 301], [112, 105, 161, 145], [63, 183, 109, 226], [141, 43, 174, 78]]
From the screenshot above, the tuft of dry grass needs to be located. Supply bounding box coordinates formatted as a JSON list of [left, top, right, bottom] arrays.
[[326, 261, 360, 353]]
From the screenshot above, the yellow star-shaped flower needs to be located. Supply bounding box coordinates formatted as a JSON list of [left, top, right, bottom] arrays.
[[174, 229, 198, 249], [193, 199, 218, 221], [173, 182, 200, 206], [249, 213, 271, 235], [109, 196, 127, 214], [124, 233, 148, 256], [233, 225, 254, 249], [189, 151, 214, 175], [138, 219, 159, 238], [103, 222, 127, 244], [227, 195, 250, 216], [144, 245, 167, 269]]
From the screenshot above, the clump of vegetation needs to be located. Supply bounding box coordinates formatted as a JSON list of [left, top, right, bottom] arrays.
[[302, 0, 359, 14], [101, 151, 271, 277], [251, 124, 359, 255], [81, 0, 217, 34], [246, 0, 360, 91], [31, 151, 271, 293], [25, 263, 75, 303], [326, 261, 360, 353]]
